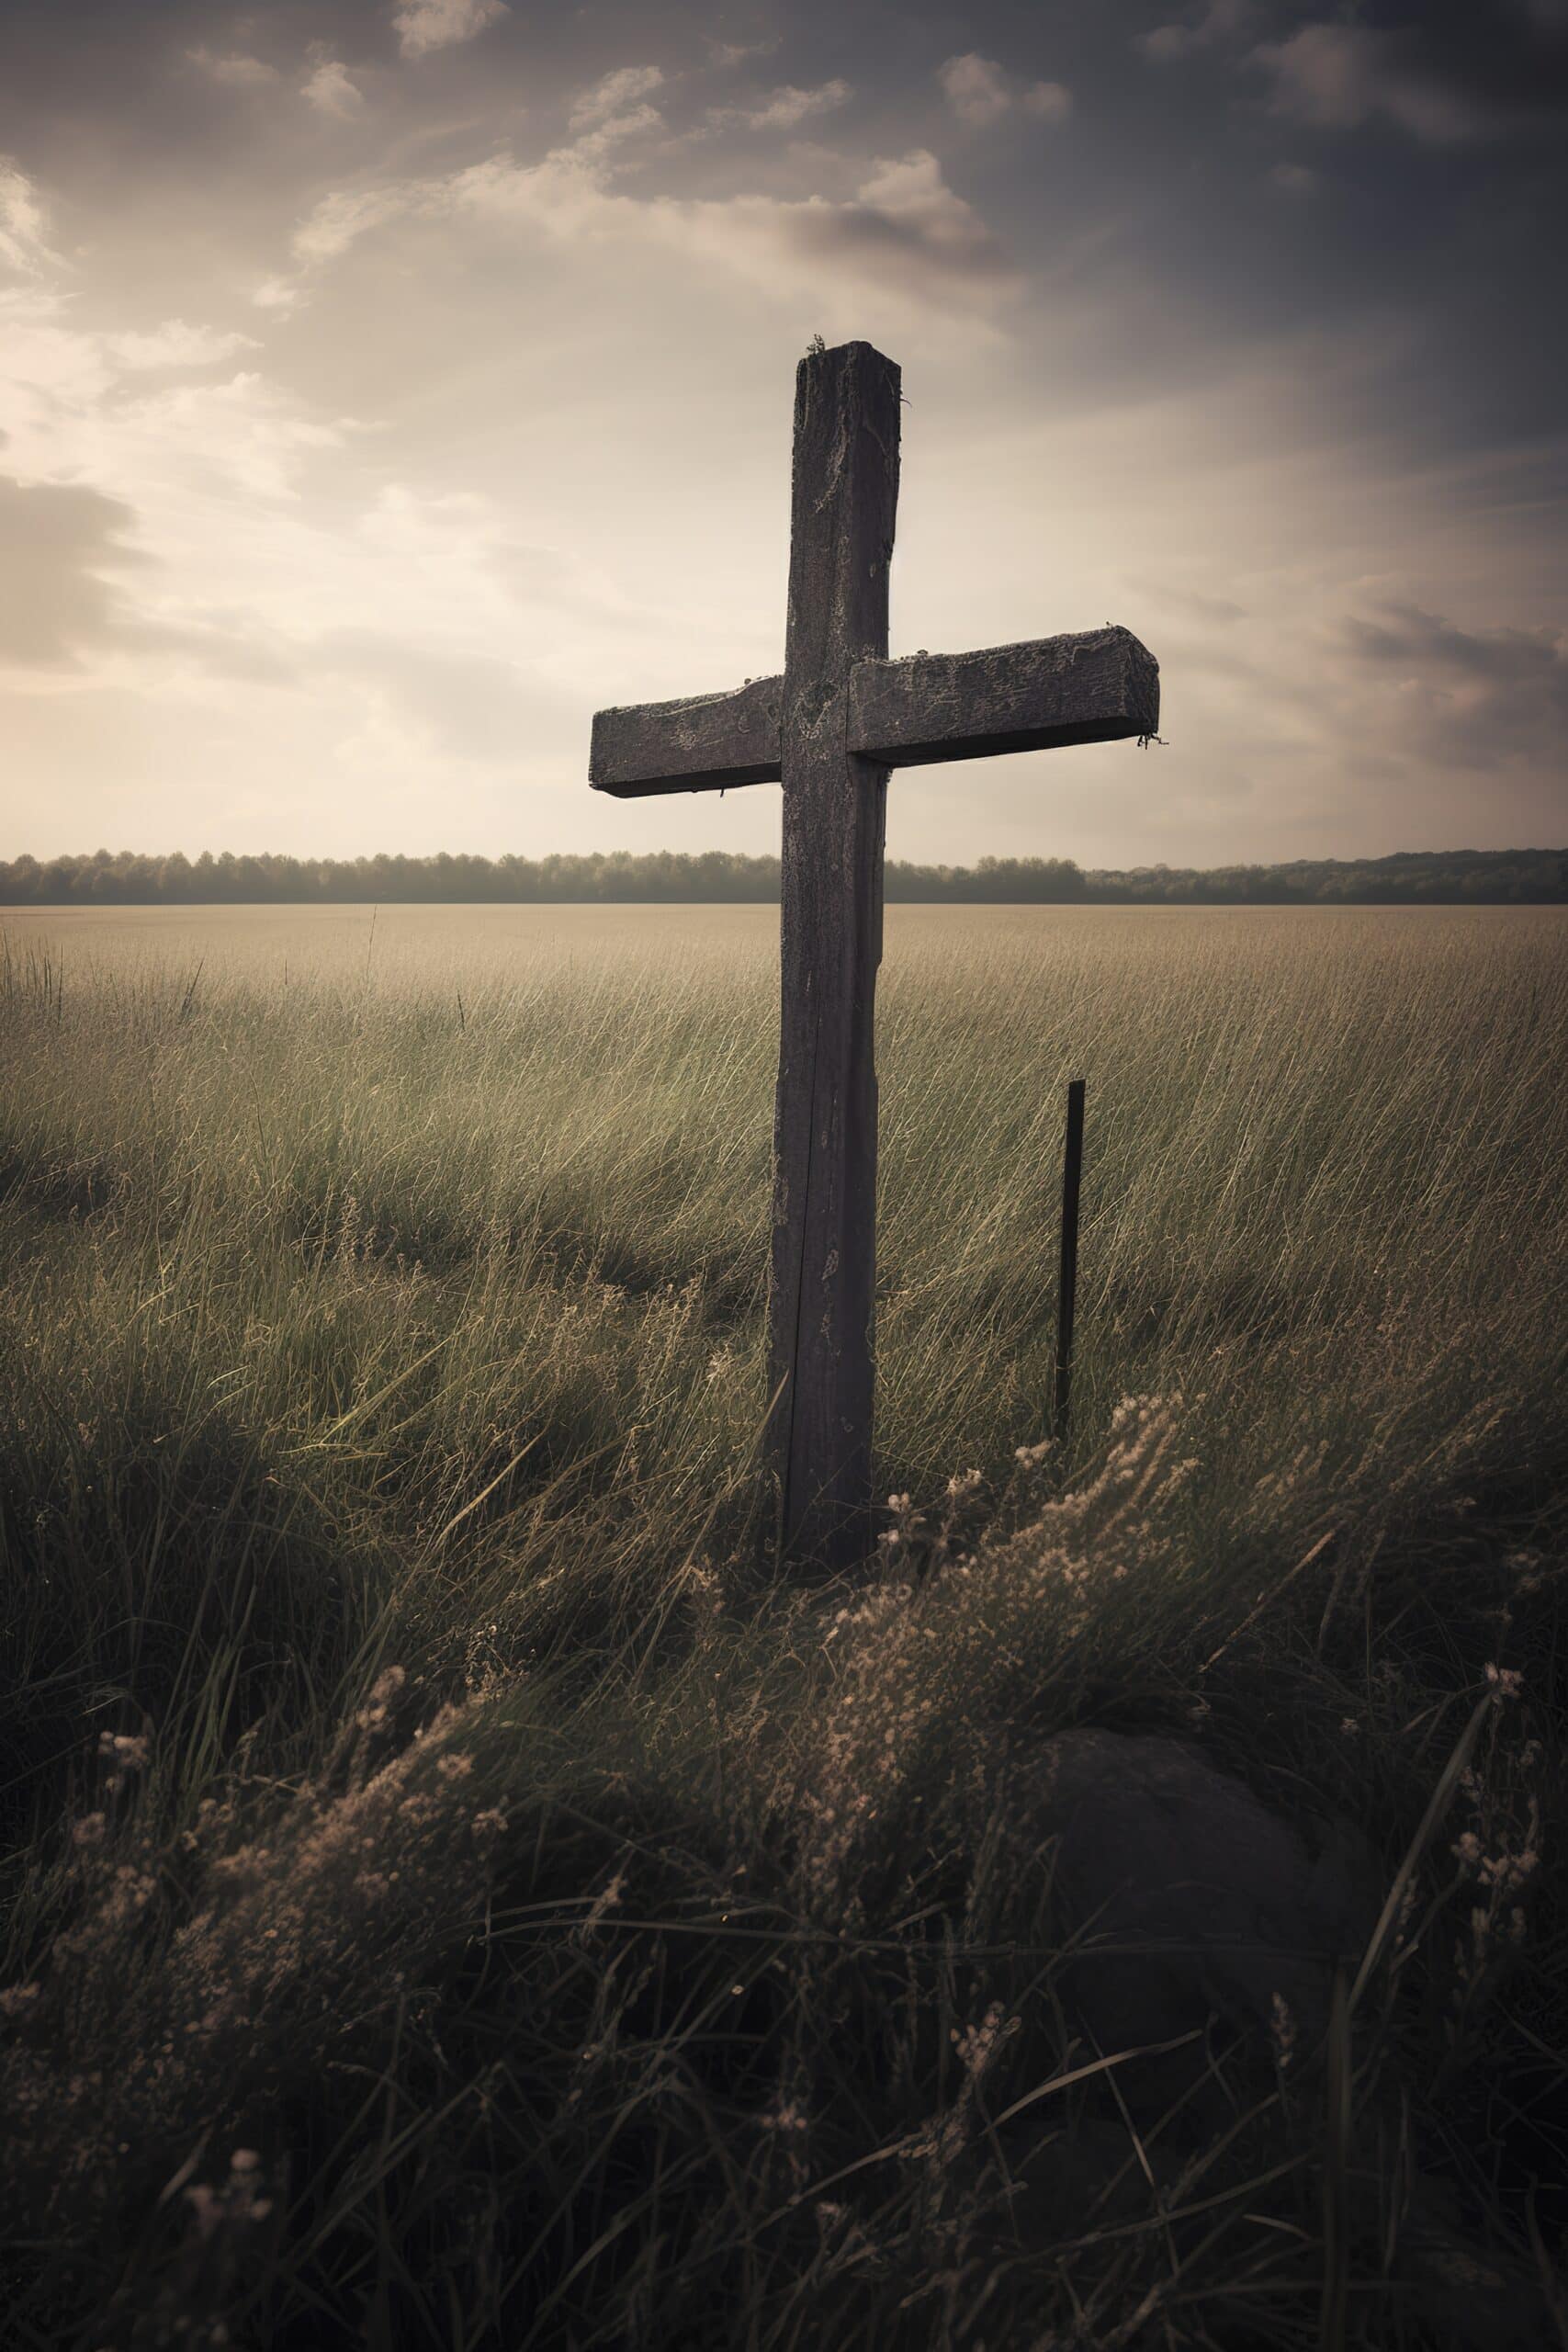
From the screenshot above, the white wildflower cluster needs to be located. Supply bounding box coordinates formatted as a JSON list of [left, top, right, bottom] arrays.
[[575, 1869, 627, 1943], [97, 1730, 151, 1796], [0, 1677, 510, 2233], [1241, 1438, 1326, 1528], [682, 1558, 726, 1652], [463, 1623, 504, 1694], [1505, 1547, 1554, 1598], [1445, 1709, 1542, 2029], [755, 2087, 814, 2188], [1269, 1991, 1297, 2073], [796, 1397, 1199, 1909], [355, 1662, 406, 1734], [902, 2001, 1018, 2171], [185, 2146, 273, 2240]]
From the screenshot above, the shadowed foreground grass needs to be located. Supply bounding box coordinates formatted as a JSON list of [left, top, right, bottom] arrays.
[[1, 904, 1565, 2349]]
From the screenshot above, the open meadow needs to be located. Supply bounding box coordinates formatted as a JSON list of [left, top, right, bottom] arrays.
[[2, 901, 1565, 2348]]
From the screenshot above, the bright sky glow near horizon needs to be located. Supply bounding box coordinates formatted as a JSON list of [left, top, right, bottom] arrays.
[[1, 0, 1564, 870]]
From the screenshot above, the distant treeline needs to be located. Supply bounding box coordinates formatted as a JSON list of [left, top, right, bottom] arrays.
[[2, 846, 1564, 906]]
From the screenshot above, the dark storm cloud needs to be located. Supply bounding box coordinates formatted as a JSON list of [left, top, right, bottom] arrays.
[[1339, 604, 1568, 768], [1250, 5, 1568, 143], [0, 474, 299, 684], [0, 478, 146, 666]]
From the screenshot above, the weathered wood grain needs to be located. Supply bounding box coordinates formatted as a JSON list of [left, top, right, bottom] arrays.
[[770, 340, 900, 1572], [850, 627, 1159, 767], [589, 674, 784, 797]]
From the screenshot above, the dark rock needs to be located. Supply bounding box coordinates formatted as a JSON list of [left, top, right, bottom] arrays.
[[1001, 1728, 1376, 2112]]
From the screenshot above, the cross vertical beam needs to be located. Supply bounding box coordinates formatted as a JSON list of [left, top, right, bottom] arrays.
[[771, 342, 900, 1570], [588, 340, 1158, 1574]]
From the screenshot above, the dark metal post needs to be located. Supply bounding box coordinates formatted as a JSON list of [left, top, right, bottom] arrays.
[[1054, 1078, 1086, 1441]]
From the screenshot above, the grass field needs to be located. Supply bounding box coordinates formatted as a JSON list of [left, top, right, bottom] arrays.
[[2, 901, 1565, 2349]]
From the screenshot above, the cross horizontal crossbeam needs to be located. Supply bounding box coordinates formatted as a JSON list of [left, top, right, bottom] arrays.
[[589, 624, 1158, 798]]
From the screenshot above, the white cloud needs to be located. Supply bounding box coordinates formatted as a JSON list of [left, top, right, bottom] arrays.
[[846, 151, 999, 265], [1138, 26, 1195, 62], [939, 54, 1071, 128], [567, 107, 666, 167], [715, 80, 852, 132], [105, 321, 259, 369], [444, 140, 1016, 313], [1021, 81, 1072, 123], [938, 54, 1012, 127], [252, 276, 300, 314], [1136, 2, 1254, 63], [392, 0, 508, 62], [260, 109, 1015, 330], [0, 160, 59, 278], [569, 65, 665, 131], [0, 249, 361, 691], [709, 40, 777, 69], [186, 47, 277, 86], [253, 174, 423, 304], [291, 186, 413, 267], [303, 60, 365, 119]]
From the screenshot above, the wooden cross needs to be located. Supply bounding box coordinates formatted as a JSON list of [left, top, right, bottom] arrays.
[[591, 340, 1158, 1571]]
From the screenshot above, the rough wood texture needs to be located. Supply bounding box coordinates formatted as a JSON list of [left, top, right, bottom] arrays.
[[770, 341, 900, 1571], [590, 674, 783, 797], [850, 626, 1158, 767]]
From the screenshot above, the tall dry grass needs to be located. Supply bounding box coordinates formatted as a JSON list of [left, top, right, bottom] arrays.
[[1, 903, 1564, 2347]]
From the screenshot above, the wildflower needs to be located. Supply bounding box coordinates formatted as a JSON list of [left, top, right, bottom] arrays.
[[951, 2002, 1008, 2083], [1506, 1548, 1547, 1595], [1481, 1845, 1539, 1895], [72, 1812, 107, 1849], [435, 1753, 472, 1781], [356, 1665, 408, 1731], [186, 2184, 223, 2239], [577, 1870, 626, 1939], [1269, 1992, 1296, 2071], [1484, 1663, 1524, 1700], [757, 2099, 810, 2134], [0, 1983, 40, 2018], [97, 1732, 150, 1771], [471, 1807, 507, 1842]]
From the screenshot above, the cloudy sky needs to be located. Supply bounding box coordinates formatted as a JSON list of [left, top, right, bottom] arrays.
[[2, 0, 1564, 867]]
